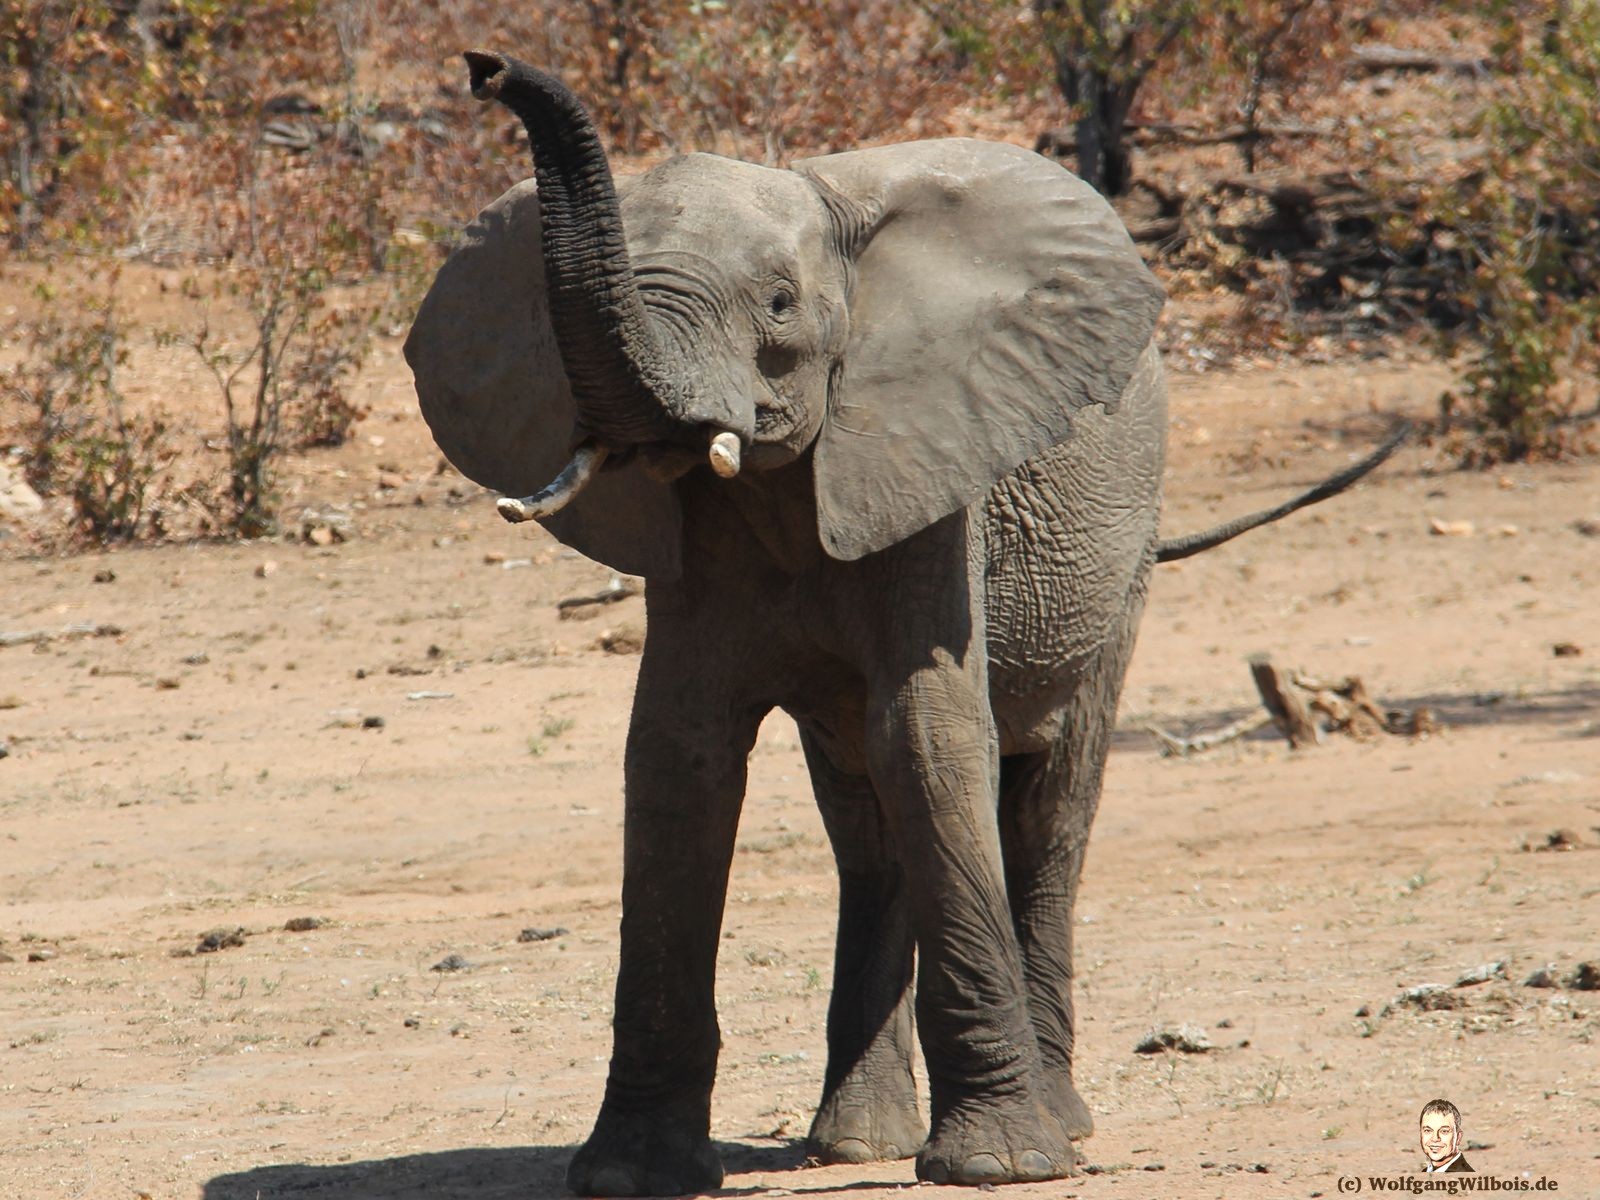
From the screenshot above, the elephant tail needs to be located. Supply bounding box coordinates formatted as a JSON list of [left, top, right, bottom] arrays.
[[1154, 421, 1411, 564]]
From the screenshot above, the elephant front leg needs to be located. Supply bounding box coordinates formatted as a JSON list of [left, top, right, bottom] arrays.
[[866, 663, 1074, 1186], [799, 727, 923, 1164], [567, 691, 762, 1197]]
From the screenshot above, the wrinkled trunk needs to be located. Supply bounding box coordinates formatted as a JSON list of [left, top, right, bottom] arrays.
[[464, 51, 695, 447]]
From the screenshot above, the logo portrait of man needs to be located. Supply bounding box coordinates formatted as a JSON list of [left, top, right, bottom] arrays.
[[1419, 1099, 1473, 1173]]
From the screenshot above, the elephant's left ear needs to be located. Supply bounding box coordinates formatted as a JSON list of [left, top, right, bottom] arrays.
[[796, 140, 1164, 561]]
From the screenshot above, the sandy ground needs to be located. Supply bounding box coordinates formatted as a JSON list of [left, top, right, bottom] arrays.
[[2, 320, 1598, 1200]]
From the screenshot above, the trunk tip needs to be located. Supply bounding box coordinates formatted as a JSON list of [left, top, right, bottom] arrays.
[[463, 50, 508, 101]]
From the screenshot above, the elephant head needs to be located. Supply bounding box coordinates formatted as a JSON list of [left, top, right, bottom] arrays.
[[405, 52, 1165, 578]]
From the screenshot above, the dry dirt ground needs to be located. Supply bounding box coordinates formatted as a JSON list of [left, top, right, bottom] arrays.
[[3, 306, 1598, 1200]]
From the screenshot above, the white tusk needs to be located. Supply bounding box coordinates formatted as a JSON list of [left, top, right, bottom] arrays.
[[496, 444, 609, 523], [708, 432, 741, 479]]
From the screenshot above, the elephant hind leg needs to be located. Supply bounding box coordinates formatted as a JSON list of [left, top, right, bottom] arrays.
[[998, 621, 1143, 1141], [799, 725, 924, 1164]]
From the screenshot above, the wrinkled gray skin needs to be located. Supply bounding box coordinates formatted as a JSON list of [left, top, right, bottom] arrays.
[[406, 53, 1368, 1197]]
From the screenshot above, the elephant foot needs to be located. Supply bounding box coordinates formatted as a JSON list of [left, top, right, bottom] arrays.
[[806, 1088, 924, 1164], [566, 1107, 723, 1197], [916, 1098, 1074, 1186], [1045, 1075, 1095, 1140]]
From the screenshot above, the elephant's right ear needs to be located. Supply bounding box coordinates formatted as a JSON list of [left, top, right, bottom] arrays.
[[405, 179, 682, 580]]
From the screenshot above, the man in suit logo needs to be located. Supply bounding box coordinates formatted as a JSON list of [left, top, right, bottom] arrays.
[[1419, 1099, 1473, 1173]]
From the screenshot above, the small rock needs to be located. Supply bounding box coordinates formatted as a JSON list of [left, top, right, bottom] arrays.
[[327, 709, 362, 728], [255, 561, 279, 579], [299, 505, 353, 543], [181, 652, 210, 666], [1552, 642, 1582, 658], [1215, 1017, 1234, 1028], [1382, 984, 1461, 1014], [596, 624, 645, 655], [1135, 1023, 1213, 1054], [406, 690, 454, 701], [1528, 828, 1582, 851], [403, 1015, 421, 1029], [518, 926, 569, 943], [1523, 966, 1559, 988], [431, 953, 473, 973], [0, 740, 9, 761], [1428, 517, 1475, 537], [1564, 962, 1599, 991], [305, 1026, 336, 1047], [362, 715, 386, 730], [1354, 1004, 1371, 1017], [1142, 1163, 1166, 1172], [1455, 961, 1506, 987], [27, 948, 56, 963], [1487, 524, 1519, 538], [93, 568, 116, 583], [284, 917, 326, 933], [1572, 516, 1600, 538], [1248, 1163, 1270, 1174], [196, 926, 246, 954], [377, 471, 405, 490], [482, 551, 507, 565], [0, 464, 44, 520]]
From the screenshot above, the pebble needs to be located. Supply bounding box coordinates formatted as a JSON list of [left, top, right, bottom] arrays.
[[1565, 962, 1599, 991], [284, 917, 326, 933], [431, 953, 473, 973], [1454, 961, 1506, 987], [1134, 1023, 1213, 1054], [255, 561, 279, 578], [196, 927, 246, 953], [518, 926, 569, 943]]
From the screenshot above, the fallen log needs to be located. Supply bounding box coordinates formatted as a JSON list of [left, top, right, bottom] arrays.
[[1147, 710, 1274, 757], [1350, 44, 1491, 76], [1147, 658, 1436, 757]]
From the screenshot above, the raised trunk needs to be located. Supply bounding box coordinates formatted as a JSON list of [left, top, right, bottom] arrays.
[[464, 51, 694, 446]]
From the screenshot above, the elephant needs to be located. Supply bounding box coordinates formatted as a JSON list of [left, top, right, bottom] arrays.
[[404, 51, 1403, 1195]]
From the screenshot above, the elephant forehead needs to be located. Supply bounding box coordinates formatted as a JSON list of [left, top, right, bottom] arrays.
[[622, 154, 816, 264]]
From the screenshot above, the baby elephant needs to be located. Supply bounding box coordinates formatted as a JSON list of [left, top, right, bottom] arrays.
[[406, 51, 1400, 1195]]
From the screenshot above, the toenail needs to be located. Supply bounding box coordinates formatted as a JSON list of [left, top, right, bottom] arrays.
[[1017, 1149, 1055, 1178], [586, 1165, 638, 1196], [959, 1153, 1007, 1183]]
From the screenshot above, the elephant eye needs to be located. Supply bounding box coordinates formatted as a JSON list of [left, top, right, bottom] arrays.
[[769, 289, 795, 316]]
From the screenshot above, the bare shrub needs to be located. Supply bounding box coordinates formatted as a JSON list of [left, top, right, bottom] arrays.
[[0, 272, 174, 541], [179, 130, 383, 537], [1431, 2, 1600, 464]]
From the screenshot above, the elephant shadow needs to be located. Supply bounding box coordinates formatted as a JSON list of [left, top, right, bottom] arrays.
[[202, 1138, 898, 1199]]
